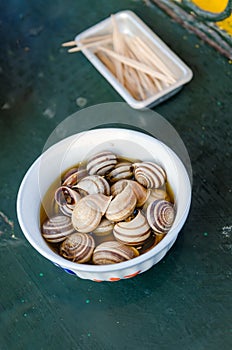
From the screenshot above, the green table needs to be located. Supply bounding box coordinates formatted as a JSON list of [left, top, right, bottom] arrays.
[[0, 1, 231, 349]]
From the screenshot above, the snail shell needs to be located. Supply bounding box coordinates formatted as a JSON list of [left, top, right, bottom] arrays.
[[62, 168, 88, 187], [72, 194, 112, 233], [92, 218, 114, 236], [142, 188, 170, 210], [105, 183, 137, 222], [55, 186, 81, 217], [133, 161, 166, 189], [62, 167, 78, 183], [92, 241, 139, 265], [86, 151, 117, 176], [111, 180, 148, 207], [107, 162, 133, 182], [113, 210, 151, 246], [42, 215, 76, 243], [60, 232, 95, 263], [128, 180, 149, 207], [110, 179, 128, 197], [146, 199, 175, 234], [75, 175, 110, 196]]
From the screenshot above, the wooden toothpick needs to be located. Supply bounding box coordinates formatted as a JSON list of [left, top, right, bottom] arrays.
[[67, 37, 112, 53], [98, 46, 174, 83]]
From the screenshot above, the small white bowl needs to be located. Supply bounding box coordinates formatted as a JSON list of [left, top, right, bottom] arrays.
[[75, 10, 193, 109], [17, 128, 191, 282]]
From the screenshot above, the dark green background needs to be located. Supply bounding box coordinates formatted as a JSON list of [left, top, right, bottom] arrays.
[[0, 1, 231, 349]]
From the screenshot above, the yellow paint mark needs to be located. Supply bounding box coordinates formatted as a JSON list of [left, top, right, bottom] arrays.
[[193, 0, 232, 35], [193, 0, 228, 12]]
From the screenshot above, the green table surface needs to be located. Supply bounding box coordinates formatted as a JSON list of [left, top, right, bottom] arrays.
[[0, 1, 231, 349]]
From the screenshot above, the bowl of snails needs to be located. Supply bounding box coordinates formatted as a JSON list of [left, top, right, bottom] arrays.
[[17, 128, 191, 282]]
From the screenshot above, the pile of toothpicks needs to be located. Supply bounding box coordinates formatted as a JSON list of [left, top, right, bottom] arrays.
[[62, 15, 176, 101]]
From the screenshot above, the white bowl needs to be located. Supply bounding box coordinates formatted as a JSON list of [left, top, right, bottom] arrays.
[[17, 128, 191, 282]]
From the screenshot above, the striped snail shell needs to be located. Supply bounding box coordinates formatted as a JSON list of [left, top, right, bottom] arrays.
[[60, 232, 95, 263], [42, 215, 76, 243], [111, 180, 148, 207], [86, 151, 117, 176], [54, 186, 81, 217], [92, 241, 139, 265], [72, 193, 112, 233], [105, 182, 137, 222], [62, 167, 78, 183], [128, 180, 149, 207], [113, 210, 151, 246], [62, 168, 88, 187], [107, 161, 133, 182], [75, 175, 110, 196], [146, 199, 175, 234], [92, 218, 114, 236], [110, 179, 128, 197], [142, 188, 171, 210], [133, 161, 166, 189]]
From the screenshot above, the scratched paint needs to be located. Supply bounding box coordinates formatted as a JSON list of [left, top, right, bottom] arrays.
[[193, 0, 232, 34]]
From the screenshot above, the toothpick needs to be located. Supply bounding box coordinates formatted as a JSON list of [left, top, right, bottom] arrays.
[[62, 40, 77, 47], [62, 34, 112, 47], [123, 41, 154, 98], [118, 35, 145, 99], [80, 34, 112, 44], [111, 14, 124, 85], [124, 37, 159, 94], [125, 65, 146, 100], [133, 36, 176, 82], [67, 37, 112, 53], [125, 35, 175, 86], [98, 46, 174, 83], [96, 52, 117, 76]]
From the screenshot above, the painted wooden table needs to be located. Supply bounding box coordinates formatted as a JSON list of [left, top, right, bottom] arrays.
[[0, 1, 231, 349]]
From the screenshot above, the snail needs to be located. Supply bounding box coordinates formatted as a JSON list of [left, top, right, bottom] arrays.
[[72, 193, 112, 233], [133, 161, 166, 188], [92, 241, 139, 264], [106, 182, 137, 222], [86, 150, 117, 175], [75, 175, 110, 196], [54, 186, 81, 217], [107, 161, 133, 182], [42, 215, 76, 243], [60, 232, 95, 263], [146, 199, 175, 234], [113, 210, 151, 246]]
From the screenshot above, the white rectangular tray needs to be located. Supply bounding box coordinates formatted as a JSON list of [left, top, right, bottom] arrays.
[[75, 10, 193, 109]]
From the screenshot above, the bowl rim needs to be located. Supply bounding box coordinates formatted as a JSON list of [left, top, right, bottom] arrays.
[[17, 128, 192, 273]]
